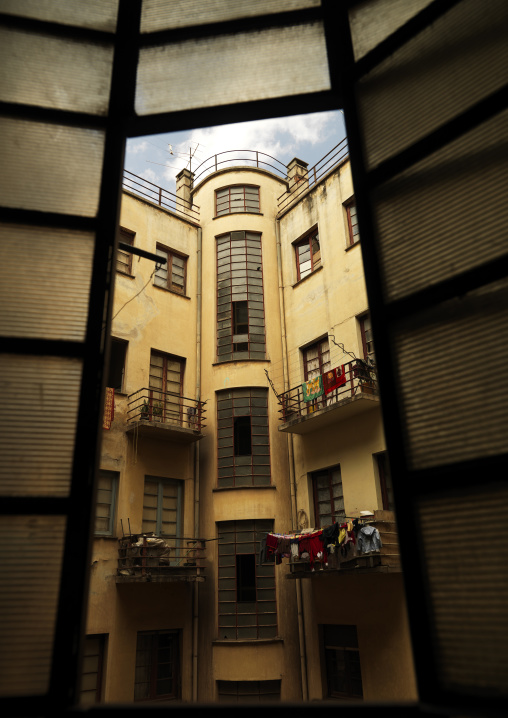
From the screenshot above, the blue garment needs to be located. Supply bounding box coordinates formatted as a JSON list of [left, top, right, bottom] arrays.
[[357, 524, 382, 553]]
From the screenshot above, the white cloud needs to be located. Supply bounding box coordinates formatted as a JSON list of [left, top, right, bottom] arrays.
[[126, 139, 149, 155]]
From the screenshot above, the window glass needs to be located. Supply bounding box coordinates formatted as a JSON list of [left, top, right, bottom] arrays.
[[95, 470, 118, 536], [216, 186, 260, 216], [295, 229, 320, 280]]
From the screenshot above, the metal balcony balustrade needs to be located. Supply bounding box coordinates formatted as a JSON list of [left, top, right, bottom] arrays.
[[122, 169, 200, 221], [126, 388, 206, 442], [117, 534, 206, 583], [191, 149, 288, 184], [278, 359, 378, 433]]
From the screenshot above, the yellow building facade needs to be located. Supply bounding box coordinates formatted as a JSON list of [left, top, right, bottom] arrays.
[[84, 150, 417, 704]]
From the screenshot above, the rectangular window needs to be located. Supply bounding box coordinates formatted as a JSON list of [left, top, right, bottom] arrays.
[[142, 476, 182, 542], [80, 634, 105, 704], [345, 201, 360, 246], [376, 452, 394, 512], [217, 388, 270, 488], [295, 228, 321, 281], [359, 315, 375, 361], [303, 337, 330, 411], [312, 466, 344, 527], [218, 680, 281, 703], [149, 350, 184, 425], [107, 337, 127, 392], [216, 231, 265, 361], [322, 625, 363, 699], [134, 630, 180, 702], [216, 185, 260, 216], [217, 519, 276, 640], [94, 470, 118, 536], [117, 228, 134, 275], [154, 245, 187, 295]]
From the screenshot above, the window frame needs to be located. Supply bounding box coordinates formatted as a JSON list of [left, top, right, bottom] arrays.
[[322, 624, 363, 700], [154, 244, 188, 295], [142, 476, 182, 539], [134, 630, 180, 702], [117, 227, 135, 275], [345, 200, 360, 247], [107, 337, 128, 393], [302, 337, 331, 411], [359, 315, 375, 362], [375, 452, 394, 512], [80, 634, 106, 705], [215, 184, 260, 217], [294, 227, 321, 282], [94, 470, 118, 537], [217, 680, 281, 703], [148, 350, 185, 424], [311, 465, 345, 528]]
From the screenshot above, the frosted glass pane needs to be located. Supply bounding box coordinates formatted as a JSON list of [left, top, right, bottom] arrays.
[[141, 0, 321, 31], [373, 110, 508, 301], [0, 0, 119, 32], [0, 355, 83, 496], [0, 27, 113, 115], [419, 485, 508, 692], [0, 117, 104, 216], [0, 515, 66, 697], [0, 224, 94, 341], [349, 0, 432, 60], [394, 281, 508, 470], [136, 23, 330, 114], [358, 0, 508, 169]]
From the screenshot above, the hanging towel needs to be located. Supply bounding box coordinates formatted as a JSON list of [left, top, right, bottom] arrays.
[[302, 375, 324, 401], [322, 366, 347, 394]]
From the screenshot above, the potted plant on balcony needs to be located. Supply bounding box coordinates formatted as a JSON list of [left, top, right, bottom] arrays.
[[140, 400, 150, 420], [153, 401, 163, 422]]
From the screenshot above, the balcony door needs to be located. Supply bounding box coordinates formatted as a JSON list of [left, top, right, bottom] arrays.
[[303, 338, 331, 411], [149, 351, 184, 426]]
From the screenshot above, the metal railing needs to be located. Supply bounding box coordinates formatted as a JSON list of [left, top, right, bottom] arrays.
[[192, 149, 288, 185], [277, 138, 349, 213], [127, 387, 206, 431], [118, 534, 206, 578], [122, 169, 200, 221], [278, 359, 377, 424]]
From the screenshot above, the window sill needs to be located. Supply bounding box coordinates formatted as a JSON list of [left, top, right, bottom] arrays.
[[153, 285, 191, 300], [212, 638, 283, 645], [345, 240, 360, 252], [292, 264, 324, 288], [116, 271, 135, 279], [213, 358, 270, 366], [213, 485, 276, 492], [213, 212, 264, 220]]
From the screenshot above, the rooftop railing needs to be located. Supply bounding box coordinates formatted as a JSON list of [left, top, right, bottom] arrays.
[[122, 169, 200, 221], [127, 387, 206, 432], [277, 138, 349, 213], [278, 359, 377, 424], [192, 149, 288, 185]]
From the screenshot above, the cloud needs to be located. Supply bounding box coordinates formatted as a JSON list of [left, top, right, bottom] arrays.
[[126, 139, 149, 155]]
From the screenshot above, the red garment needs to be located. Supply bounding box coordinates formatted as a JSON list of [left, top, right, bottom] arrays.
[[298, 531, 324, 569], [322, 366, 347, 394]]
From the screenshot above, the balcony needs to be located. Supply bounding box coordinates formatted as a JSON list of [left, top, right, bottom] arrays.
[[116, 534, 206, 583], [126, 388, 206, 443], [286, 511, 400, 579], [278, 360, 380, 434]]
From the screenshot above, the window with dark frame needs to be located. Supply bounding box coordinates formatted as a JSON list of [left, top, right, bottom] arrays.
[[217, 519, 276, 640], [295, 228, 321, 281], [80, 634, 105, 705], [217, 388, 270, 488], [322, 624, 363, 699], [142, 476, 182, 540], [359, 315, 375, 362], [303, 337, 330, 411], [117, 228, 134, 275], [217, 680, 281, 703], [345, 200, 360, 246], [149, 350, 184, 425], [375, 452, 394, 512], [154, 245, 187, 295], [217, 231, 266, 362], [216, 185, 260, 216], [107, 337, 127, 392], [312, 466, 345, 528], [134, 630, 180, 702], [94, 470, 118, 536]]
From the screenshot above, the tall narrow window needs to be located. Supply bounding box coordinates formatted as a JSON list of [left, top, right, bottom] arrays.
[[216, 231, 265, 361], [107, 337, 127, 392], [217, 388, 270, 488], [142, 477, 182, 542], [80, 635, 105, 705], [217, 519, 276, 640], [312, 466, 344, 527], [94, 470, 118, 536], [149, 350, 184, 425], [359, 315, 375, 362], [295, 228, 321, 281], [216, 185, 260, 216], [375, 452, 394, 512], [303, 337, 330, 411], [154, 245, 187, 295], [345, 201, 360, 246], [135, 630, 180, 702], [322, 625, 363, 699], [117, 228, 134, 275]]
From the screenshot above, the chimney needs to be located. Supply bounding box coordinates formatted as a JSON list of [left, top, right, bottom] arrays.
[[176, 168, 194, 213], [286, 157, 309, 194]]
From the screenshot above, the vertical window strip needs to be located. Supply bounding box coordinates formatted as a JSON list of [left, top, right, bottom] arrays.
[[312, 466, 344, 527], [216, 232, 265, 362], [94, 470, 117, 536], [80, 635, 105, 705], [117, 228, 134, 275], [217, 519, 276, 641], [346, 201, 360, 246], [217, 388, 270, 488]]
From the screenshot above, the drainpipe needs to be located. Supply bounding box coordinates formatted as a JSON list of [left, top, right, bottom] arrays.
[[192, 227, 202, 702], [275, 219, 309, 702]]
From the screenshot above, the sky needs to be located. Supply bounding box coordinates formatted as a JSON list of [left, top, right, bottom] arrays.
[[124, 109, 346, 195]]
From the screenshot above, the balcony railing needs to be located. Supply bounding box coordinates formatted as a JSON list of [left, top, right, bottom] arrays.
[[127, 388, 206, 432], [192, 149, 288, 185], [278, 359, 378, 428], [117, 534, 206, 583], [122, 169, 200, 221]]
